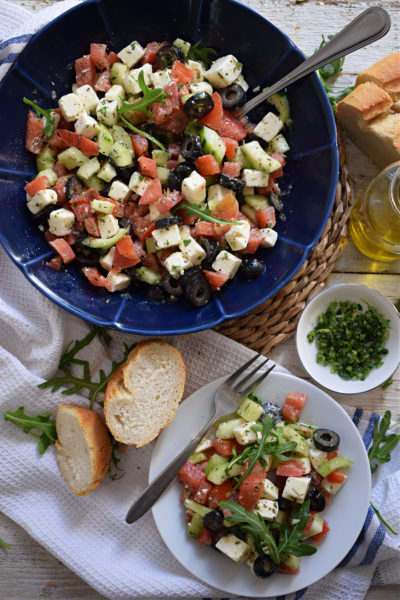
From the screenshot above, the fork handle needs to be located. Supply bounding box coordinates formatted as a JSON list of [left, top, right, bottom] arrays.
[[125, 417, 214, 523]]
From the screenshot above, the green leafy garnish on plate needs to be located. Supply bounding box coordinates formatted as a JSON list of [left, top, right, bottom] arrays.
[[118, 70, 169, 118], [4, 407, 57, 455], [313, 34, 354, 111], [0, 537, 11, 550], [187, 40, 217, 68], [23, 97, 56, 140]]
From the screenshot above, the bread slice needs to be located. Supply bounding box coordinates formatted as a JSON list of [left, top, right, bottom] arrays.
[[104, 339, 186, 447], [356, 53, 400, 101], [55, 404, 112, 496], [337, 81, 392, 122]]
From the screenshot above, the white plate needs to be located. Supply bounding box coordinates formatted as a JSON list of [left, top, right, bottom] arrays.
[[150, 371, 371, 597], [296, 284, 400, 394]]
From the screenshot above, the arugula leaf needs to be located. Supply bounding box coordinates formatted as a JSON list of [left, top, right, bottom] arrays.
[[0, 538, 11, 550], [118, 70, 169, 118], [179, 200, 242, 226], [220, 500, 280, 562], [23, 97, 55, 140], [187, 40, 217, 69], [236, 416, 274, 485], [277, 500, 317, 558], [368, 411, 400, 473], [313, 35, 354, 112], [108, 439, 125, 481], [4, 407, 56, 455], [370, 500, 398, 535], [59, 326, 107, 372], [119, 114, 166, 151]]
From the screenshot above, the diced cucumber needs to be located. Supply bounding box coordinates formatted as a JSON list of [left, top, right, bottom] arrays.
[[215, 417, 245, 439], [110, 62, 129, 86], [36, 169, 57, 187], [232, 145, 252, 169], [77, 156, 100, 180], [180, 93, 197, 104], [281, 426, 310, 457], [82, 228, 127, 249], [241, 141, 282, 174], [188, 451, 207, 465], [187, 513, 204, 537], [237, 397, 264, 422], [97, 123, 114, 156], [304, 513, 324, 538], [156, 166, 170, 185], [288, 422, 316, 438], [145, 237, 157, 254], [91, 199, 115, 214], [109, 141, 133, 167], [184, 498, 212, 518], [207, 462, 230, 485], [200, 125, 226, 164], [226, 463, 242, 477], [268, 92, 291, 125], [58, 147, 88, 170], [205, 453, 226, 476], [240, 203, 257, 224], [135, 266, 162, 286], [152, 149, 169, 167], [317, 456, 354, 478], [282, 552, 301, 570], [111, 125, 134, 156], [97, 161, 117, 183], [173, 38, 191, 56], [81, 174, 104, 192], [269, 133, 290, 154], [244, 194, 269, 212], [36, 145, 55, 172]]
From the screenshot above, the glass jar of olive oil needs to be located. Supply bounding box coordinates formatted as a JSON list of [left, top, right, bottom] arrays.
[[349, 162, 400, 261]]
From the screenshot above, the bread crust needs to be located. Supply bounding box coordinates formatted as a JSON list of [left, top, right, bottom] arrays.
[[337, 82, 392, 121], [356, 53, 400, 100]]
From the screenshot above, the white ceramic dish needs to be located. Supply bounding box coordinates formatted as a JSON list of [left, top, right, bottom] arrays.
[[296, 284, 400, 395], [150, 371, 371, 597]]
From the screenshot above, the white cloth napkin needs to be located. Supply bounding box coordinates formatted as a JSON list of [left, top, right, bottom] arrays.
[[0, 1, 399, 599]]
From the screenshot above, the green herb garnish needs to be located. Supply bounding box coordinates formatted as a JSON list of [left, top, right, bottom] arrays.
[[313, 35, 354, 111], [4, 407, 57, 454], [119, 114, 166, 151], [307, 300, 390, 380], [108, 439, 125, 481], [118, 70, 169, 118], [0, 538, 11, 550], [23, 97, 56, 140], [277, 500, 317, 558], [178, 200, 242, 226], [187, 40, 217, 69]]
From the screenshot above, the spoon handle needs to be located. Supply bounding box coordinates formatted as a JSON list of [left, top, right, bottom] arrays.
[[237, 6, 391, 118]]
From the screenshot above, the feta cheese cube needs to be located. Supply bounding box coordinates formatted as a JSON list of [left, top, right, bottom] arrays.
[[105, 271, 130, 292], [58, 93, 84, 122], [152, 224, 181, 249], [205, 54, 243, 88], [123, 63, 152, 95], [181, 171, 206, 205], [320, 474, 347, 495], [309, 446, 328, 470], [207, 183, 231, 211], [254, 112, 284, 143], [148, 204, 172, 222], [74, 111, 99, 138], [262, 479, 279, 501], [194, 436, 213, 453], [260, 228, 278, 248], [105, 84, 125, 104], [225, 220, 251, 251], [233, 72, 249, 92], [76, 84, 99, 113], [108, 180, 130, 202], [215, 534, 250, 563], [48, 208, 74, 236], [98, 214, 119, 239], [128, 171, 153, 195], [282, 476, 311, 504], [212, 250, 242, 279], [296, 457, 311, 475], [117, 41, 145, 67], [163, 251, 193, 278], [233, 421, 260, 445], [179, 225, 192, 240], [27, 189, 57, 215], [151, 69, 172, 89], [99, 246, 116, 271], [179, 236, 206, 266], [96, 98, 119, 126], [242, 169, 270, 187], [187, 59, 205, 83], [254, 499, 279, 521], [189, 81, 213, 95]]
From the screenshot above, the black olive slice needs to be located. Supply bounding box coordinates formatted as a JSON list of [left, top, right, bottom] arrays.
[[238, 256, 266, 281], [219, 83, 246, 109], [156, 44, 184, 69], [203, 510, 224, 532], [218, 173, 245, 195], [118, 218, 133, 236], [65, 175, 85, 200], [180, 266, 202, 291], [181, 135, 204, 161], [155, 216, 183, 229], [183, 272, 211, 307], [31, 204, 56, 227], [304, 475, 316, 498], [310, 490, 326, 512], [167, 162, 195, 190], [278, 497, 292, 512], [313, 428, 340, 452], [269, 191, 286, 222], [211, 526, 230, 547], [184, 92, 214, 119], [253, 554, 276, 578], [162, 272, 183, 297], [116, 164, 136, 184], [197, 236, 218, 266], [240, 132, 269, 151], [146, 285, 166, 303]]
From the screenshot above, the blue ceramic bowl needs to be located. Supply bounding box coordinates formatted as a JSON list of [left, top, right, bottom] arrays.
[[0, 0, 338, 335]]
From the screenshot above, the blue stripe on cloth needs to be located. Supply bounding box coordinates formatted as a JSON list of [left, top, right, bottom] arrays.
[[352, 407, 364, 428], [359, 523, 386, 566], [337, 504, 374, 567], [0, 34, 31, 51], [0, 52, 22, 65], [363, 412, 380, 450], [294, 588, 308, 599]]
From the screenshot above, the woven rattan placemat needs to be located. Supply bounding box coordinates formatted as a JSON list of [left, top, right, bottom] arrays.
[[217, 130, 352, 354]]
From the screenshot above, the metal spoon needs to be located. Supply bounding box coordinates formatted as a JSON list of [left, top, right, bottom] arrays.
[[235, 6, 391, 118]]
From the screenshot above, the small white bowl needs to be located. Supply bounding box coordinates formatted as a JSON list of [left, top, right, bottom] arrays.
[[296, 284, 400, 394]]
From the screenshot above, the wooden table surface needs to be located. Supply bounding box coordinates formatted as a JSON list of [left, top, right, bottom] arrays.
[[1, 0, 399, 599]]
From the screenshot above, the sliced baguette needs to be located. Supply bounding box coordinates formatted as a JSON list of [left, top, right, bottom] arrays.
[[55, 404, 112, 496], [356, 53, 400, 102], [104, 339, 186, 447]]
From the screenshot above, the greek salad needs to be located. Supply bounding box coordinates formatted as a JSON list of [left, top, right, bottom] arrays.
[[24, 39, 291, 307], [178, 391, 353, 577]]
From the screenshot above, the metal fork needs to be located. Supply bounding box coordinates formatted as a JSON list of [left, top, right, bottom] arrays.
[[125, 354, 275, 523]]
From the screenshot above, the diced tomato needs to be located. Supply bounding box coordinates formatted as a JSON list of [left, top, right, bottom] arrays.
[[85, 216, 100, 237], [271, 167, 284, 179], [54, 177, 68, 204], [277, 565, 300, 575], [270, 152, 286, 166], [48, 130, 68, 150], [142, 41, 166, 65], [131, 134, 148, 157], [48, 238, 76, 264], [151, 81, 179, 124], [212, 193, 239, 221], [222, 137, 238, 160], [199, 92, 223, 130], [176, 208, 197, 226], [95, 70, 112, 92], [203, 270, 229, 291], [141, 252, 161, 273], [63, 233, 77, 246], [320, 489, 331, 507], [195, 154, 220, 177], [256, 206, 276, 229], [281, 392, 308, 423], [53, 108, 71, 131], [75, 55, 96, 87], [197, 527, 213, 545], [53, 160, 69, 178], [238, 461, 266, 511], [310, 467, 322, 488], [107, 198, 125, 218], [58, 130, 99, 156], [46, 255, 63, 271], [153, 190, 183, 214], [132, 217, 156, 240], [138, 178, 163, 205], [276, 459, 306, 477], [108, 51, 120, 65], [243, 228, 263, 254], [302, 514, 315, 536], [218, 109, 246, 141], [90, 43, 108, 70], [159, 107, 188, 134], [82, 266, 107, 287], [116, 235, 139, 260], [222, 161, 241, 177], [211, 438, 244, 457], [167, 143, 180, 159], [112, 247, 141, 271], [327, 450, 338, 460], [24, 175, 48, 197], [194, 221, 215, 238], [178, 461, 206, 492], [327, 470, 346, 484], [171, 60, 194, 86], [177, 84, 189, 97], [123, 201, 145, 220], [310, 520, 330, 542], [166, 159, 180, 170], [208, 479, 233, 509], [156, 247, 175, 264], [193, 480, 213, 505], [44, 231, 57, 243], [25, 110, 44, 154], [138, 156, 158, 178]]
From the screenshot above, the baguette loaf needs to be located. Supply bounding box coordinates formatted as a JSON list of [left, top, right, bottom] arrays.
[[55, 404, 112, 496], [356, 53, 400, 102], [104, 339, 186, 447]]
